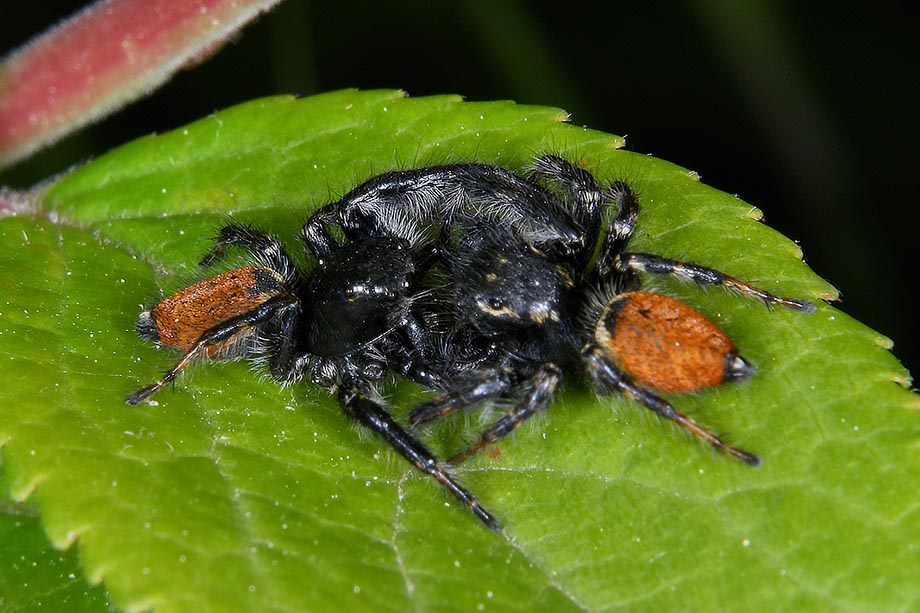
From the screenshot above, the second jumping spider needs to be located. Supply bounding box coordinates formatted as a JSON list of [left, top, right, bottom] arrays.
[[408, 156, 814, 471], [128, 155, 814, 531]]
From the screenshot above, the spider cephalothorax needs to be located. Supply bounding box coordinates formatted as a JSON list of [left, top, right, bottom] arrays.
[[128, 155, 814, 531]]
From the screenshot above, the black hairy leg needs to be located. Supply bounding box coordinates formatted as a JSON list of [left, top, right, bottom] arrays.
[[127, 294, 300, 406], [582, 347, 762, 466], [339, 386, 500, 531], [447, 364, 564, 465], [200, 224, 299, 283]]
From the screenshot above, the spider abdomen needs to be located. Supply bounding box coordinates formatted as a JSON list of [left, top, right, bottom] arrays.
[[596, 291, 754, 394], [137, 265, 287, 351]]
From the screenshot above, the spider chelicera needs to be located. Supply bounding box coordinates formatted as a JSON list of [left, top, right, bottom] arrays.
[[127, 155, 815, 531]]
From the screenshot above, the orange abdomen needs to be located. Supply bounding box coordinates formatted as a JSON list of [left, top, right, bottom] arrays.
[[141, 266, 285, 348], [595, 291, 742, 394]]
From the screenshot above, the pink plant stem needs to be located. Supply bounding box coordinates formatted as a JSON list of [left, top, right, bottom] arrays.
[[0, 0, 283, 169]]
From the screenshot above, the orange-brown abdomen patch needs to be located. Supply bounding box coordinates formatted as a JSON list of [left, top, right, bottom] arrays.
[[149, 266, 285, 348], [596, 291, 736, 394]]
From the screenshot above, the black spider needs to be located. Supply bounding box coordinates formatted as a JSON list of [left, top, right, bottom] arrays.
[[127, 162, 587, 532], [406, 156, 815, 472], [127, 156, 814, 532]]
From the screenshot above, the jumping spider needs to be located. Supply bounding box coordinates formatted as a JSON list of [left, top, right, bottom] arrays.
[[128, 155, 815, 532], [408, 156, 814, 472], [128, 162, 590, 532]]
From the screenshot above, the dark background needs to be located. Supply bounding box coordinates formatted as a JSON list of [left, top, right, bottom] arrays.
[[2, 1, 917, 378]]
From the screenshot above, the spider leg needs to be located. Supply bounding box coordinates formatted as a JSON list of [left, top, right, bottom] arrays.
[[300, 208, 340, 259], [262, 302, 311, 385], [390, 313, 447, 390], [593, 181, 641, 279], [126, 294, 300, 405], [303, 164, 582, 256], [199, 225, 299, 283], [584, 181, 813, 311], [583, 347, 761, 466], [620, 252, 816, 312], [338, 385, 500, 532], [448, 364, 563, 465], [407, 368, 514, 428], [529, 155, 604, 257]]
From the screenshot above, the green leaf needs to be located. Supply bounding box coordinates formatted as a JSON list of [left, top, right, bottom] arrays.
[[1, 90, 916, 611], [0, 463, 111, 611]]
